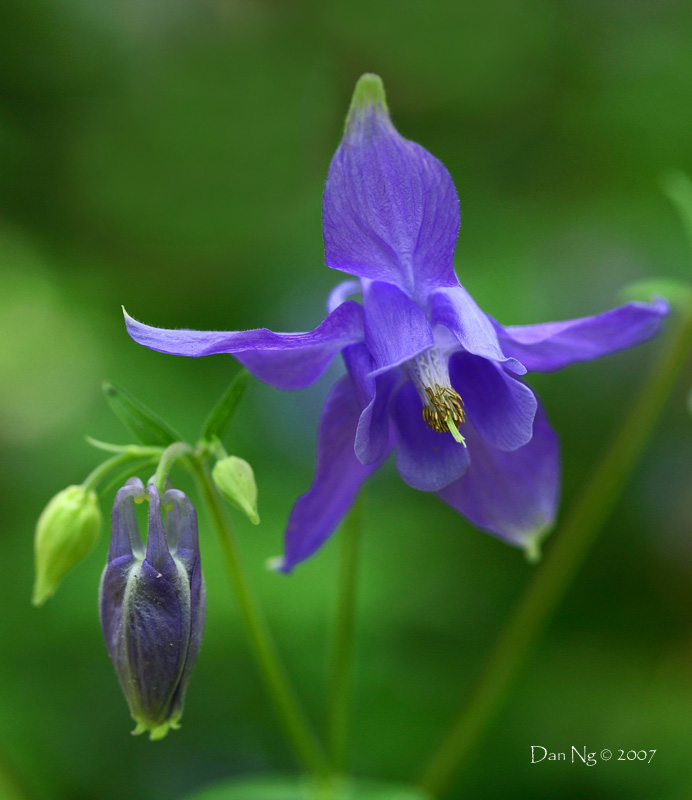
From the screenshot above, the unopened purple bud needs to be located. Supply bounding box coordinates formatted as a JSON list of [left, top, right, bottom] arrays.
[[99, 478, 206, 740]]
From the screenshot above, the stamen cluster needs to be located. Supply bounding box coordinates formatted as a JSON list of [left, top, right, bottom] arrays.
[[422, 385, 465, 434]]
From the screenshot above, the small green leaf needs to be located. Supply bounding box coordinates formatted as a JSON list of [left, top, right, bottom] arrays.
[[201, 369, 249, 443], [662, 170, 692, 252], [182, 775, 434, 800], [619, 278, 692, 309], [85, 436, 164, 455], [102, 381, 182, 447]]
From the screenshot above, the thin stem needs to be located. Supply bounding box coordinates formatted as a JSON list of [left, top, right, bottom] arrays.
[[98, 456, 161, 498], [420, 304, 692, 798], [82, 448, 162, 492], [187, 457, 330, 778], [152, 442, 195, 494], [327, 497, 363, 772]]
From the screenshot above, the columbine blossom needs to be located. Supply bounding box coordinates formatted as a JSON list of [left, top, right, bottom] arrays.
[[124, 74, 667, 572], [99, 478, 206, 738]]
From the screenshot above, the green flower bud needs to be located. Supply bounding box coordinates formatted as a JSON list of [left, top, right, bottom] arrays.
[[212, 456, 259, 524], [33, 485, 102, 606]]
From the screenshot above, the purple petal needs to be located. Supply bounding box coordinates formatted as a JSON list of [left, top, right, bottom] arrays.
[[343, 342, 398, 464], [167, 561, 206, 723], [438, 402, 560, 547], [323, 98, 459, 296], [392, 381, 470, 492], [122, 558, 189, 722], [493, 299, 668, 373], [145, 484, 174, 574], [279, 376, 391, 573], [100, 482, 205, 733], [109, 478, 146, 560], [362, 280, 434, 376], [99, 540, 189, 725], [124, 301, 364, 391], [99, 553, 134, 664], [451, 352, 537, 452], [163, 491, 206, 720], [429, 286, 525, 374], [162, 489, 200, 572], [327, 279, 361, 313]]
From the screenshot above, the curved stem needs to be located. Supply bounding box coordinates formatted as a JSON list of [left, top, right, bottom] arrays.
[[419, 304, 692, 798], [98, 457, 161, 498], [327, 497, 363, 773], [82, 448, 162, 492], [187, 457, 330, 778], [152, 442, 195, 494]]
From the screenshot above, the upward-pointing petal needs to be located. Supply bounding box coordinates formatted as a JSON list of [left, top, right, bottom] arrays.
[[323, 74, 460, 296], [162, 489, 200, 573], [124, 301, 364, 391], [109, 478, 146, 561], [145, 484, 172, 573]]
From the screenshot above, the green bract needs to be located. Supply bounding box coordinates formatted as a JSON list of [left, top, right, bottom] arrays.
[[103, 379, 182, 447], [212, 456, 260, 524], [33, 485, 102, 606], [201, 369, 249, 443]]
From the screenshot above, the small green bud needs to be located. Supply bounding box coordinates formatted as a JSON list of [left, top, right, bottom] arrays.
[[33, 485, 102, 606], [212, 457, 259, 525]]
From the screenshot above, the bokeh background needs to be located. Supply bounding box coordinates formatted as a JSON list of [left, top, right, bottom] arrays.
[[2, 1, 692, 798]]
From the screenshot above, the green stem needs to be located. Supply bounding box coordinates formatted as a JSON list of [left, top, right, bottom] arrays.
[[82, 448, 162, 492], [327, 497, 363, 773], [98, 457, 161, 498], [419, 304, 692, 798], [152, 442, 195, 494], [188, 458, 330, 778]]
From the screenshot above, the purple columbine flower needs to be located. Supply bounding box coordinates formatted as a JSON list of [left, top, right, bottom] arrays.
[[124, 74, 668, 572], [99, 478, 206, 739]]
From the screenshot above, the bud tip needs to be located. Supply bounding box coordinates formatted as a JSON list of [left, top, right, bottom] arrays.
[[524, 533, 543, 565], [346, 73, 389, 132]]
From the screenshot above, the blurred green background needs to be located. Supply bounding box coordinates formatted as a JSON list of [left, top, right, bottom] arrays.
[[2, 1, 692, 798]]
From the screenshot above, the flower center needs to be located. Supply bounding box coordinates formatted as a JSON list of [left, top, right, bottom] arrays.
[[406, 349, 466, 445]]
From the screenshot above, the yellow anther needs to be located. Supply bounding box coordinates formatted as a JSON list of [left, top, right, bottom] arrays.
[[421, 384, 466, 444]]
